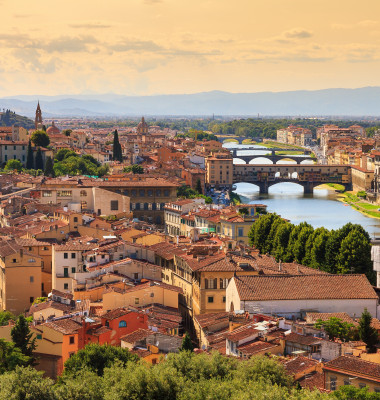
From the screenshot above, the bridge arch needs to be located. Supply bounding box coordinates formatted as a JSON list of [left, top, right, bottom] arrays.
[[233, 157, 247, 164], [275, 158, 298, 164], [248, 157, 274, 165], [232, 182, 261, 193], [267, 181, 305, 193]]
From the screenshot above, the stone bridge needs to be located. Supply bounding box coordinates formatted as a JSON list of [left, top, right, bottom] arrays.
[[233, 164, 351, 194], [215, 135, 262, 144], [231, 151, 312, 165]]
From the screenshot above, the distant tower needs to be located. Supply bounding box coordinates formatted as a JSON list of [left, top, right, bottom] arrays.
[[35, 101, 43, 130], [137, 116, 149, 135]]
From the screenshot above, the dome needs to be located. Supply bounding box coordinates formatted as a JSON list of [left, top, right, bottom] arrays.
[[137, 117, 148, 134], [46, 120, 60, 135]]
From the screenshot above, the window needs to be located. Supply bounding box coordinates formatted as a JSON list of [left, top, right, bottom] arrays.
[[28, 258, 35, 263], [164, 189, 169, 197], [81, 201, 87, 210], [110, 200, 119, 211], [135, 203, 140, 210], [238, 228, 244, 237], [74, 217, 78, 222], [119, 320, 127, 328], [156, 189, 161, 196], [123, 190, 129, 196], [12, 258, 16, 263], [344, 380, 350, 386], [64, 253, 68, 259], [69, 336, 75, 344], [220, 278, 229, 289], [43, 247, 48, 251], [30, 297, 34, 303], [144, 203, 148, 210], [135, 298, 139, 304], [207, 278, 217, 289], [223, 296, 226, 303], [208, 296, 214, 303], [4, 155, 7, 161], [359, 383, 367, 389], [64, 268, 69, 278], [147, 189, 153, 197], [139, 189, 145, 197], [64, 283, 69, 290], [30, 276, 34, 283], [71, 253, 76, 259], [80, 190, 87, 197], [57, 190, 72, 197], [41, 283, 44, 291], [134, 273, 139, 280], [330, 377, 337, 391], [71, 267, 76, 273], [36, 334, 42, 340], [131, 189, 137, 196]]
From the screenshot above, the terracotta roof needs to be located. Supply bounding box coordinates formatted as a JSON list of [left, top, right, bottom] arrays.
[[28, 300, 72, 316], [297, 371, 325, 391], [284, 333, 321, 346], [324, 356, 380, 381], [237, 340, 278, 356], [101, 307, 131, 320], [282, 356, 319, 376], [0, 241, 22, 257], [51, 289, 73, 300], [194, 312, 230, 329], [43, 318, 82, 335], [233, 275, 377, 301], [120, 328, 152, 344], [306, 312, 355, 325]]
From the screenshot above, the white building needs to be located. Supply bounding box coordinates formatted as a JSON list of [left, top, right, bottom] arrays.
[[226, 274, 378, 319]]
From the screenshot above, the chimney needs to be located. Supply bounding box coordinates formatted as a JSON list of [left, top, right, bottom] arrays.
[[278, 261, 282, 271]]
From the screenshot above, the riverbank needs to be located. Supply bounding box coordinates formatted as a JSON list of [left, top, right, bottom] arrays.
[[320, 184, 380, 220]]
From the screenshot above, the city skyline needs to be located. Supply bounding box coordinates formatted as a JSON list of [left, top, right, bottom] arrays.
[[1, 0, 380, 96]]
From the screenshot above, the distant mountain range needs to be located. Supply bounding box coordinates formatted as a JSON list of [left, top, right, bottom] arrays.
[[1, 87, 380, 117]]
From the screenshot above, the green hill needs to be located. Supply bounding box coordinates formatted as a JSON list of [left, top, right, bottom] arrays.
[[0, 109, 35, 129]]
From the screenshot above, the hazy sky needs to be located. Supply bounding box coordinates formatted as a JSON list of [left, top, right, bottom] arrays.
[[1, 0, 380, 96]]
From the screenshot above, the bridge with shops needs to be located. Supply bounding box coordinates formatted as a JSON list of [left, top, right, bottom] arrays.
[[230, 148, 312, 164], [215, 135, 262, 144], [233, 164, 351, 194]]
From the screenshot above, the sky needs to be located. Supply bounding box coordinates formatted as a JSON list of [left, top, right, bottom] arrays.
[[1, 0, 380, 96]]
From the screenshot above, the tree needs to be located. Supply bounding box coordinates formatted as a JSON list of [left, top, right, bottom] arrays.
[[314, 317, 355, 341], [337, 229, 372, 277], [0, 311, 15, 327], [35, 147, 44, 170], [112, 130, 122, 162], [180, 332, 194, 352], [31, 130, 50, 148], [55, 148, 76, 162], [0, 340, 30, 373], [273, 222, 292, 262], [11, 315, 36, 362], [62, 129, 72, 137], [26, 140, 34, 169], [195, 179, 203, 194], [63, 343, 138, 377], [358, 308, 379, 353], [123, 164, 143, 174], [0, 366, 54, 400], [4, 159, 22, 172], [44, 156, 54, 177], [248, 213, 282, 253], [292, 225, 314, 264]]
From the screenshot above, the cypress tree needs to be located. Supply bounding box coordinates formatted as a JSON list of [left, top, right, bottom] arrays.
[[358, 308, 379, 353], [180, 332, 194, 352], [26, 140, 34, 169], [35, 147, 44, 170], [195, 179, 203, 194], [44, 156, 54, 177], [113, 130, 122, 162], [11, 315, 36, 363]]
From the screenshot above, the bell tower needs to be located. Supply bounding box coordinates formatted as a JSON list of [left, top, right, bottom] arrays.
[[35, 101, 43, 130]]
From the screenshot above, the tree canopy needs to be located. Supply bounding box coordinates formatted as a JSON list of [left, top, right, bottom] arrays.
[[248, 214, 374, 282], [31, 130, 50, 148], [123, 164, 144, 174], [4, 159, 23, 172], [53, 151, 108, 177]]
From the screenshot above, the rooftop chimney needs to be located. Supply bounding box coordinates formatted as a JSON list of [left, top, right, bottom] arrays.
[[278, 261, 282, 271]]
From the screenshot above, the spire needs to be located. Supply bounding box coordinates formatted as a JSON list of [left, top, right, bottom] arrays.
[[35, 101, 43, 130]]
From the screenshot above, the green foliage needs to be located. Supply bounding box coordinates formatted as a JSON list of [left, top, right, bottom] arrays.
[[0, 311, 15, 326], [0, 109, 34, 129], [177, 129, 218, 141], [248, 214, 373, 280], [358, 308, 379, 353], [314, 317, 355, 341], [357, 191, 367, 198], [35, 147, 44, 170], [11, 315, 36, 362], [0, 352, 330, 400], [177, 185, 211, 204], [44, 156, 54, 177], [31, 130, 50, 148], [62, 343, 139, 377], [112, 130, 123, 162], [123, 164, 144, 174], [62, 129, 72, 137], [26, 140, 34, 169], [180, 332, 194, 352], [53, 151, 108, 177], [333, 384, 380, 399], [4, 159, 22, 172], [32, 297, 48, 305], [239, 207, 249, 215], [229, 191, 241, 205], [0, 340, 30, 373], [0, 366, 55, 400]]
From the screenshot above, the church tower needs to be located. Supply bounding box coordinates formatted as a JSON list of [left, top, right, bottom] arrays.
[[35, 101, 43, 130], [137, 116, 149, 135]]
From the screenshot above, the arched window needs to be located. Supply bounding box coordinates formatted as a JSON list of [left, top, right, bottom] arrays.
[[80, 190, 87, 197], [119, 320, 127, 328]]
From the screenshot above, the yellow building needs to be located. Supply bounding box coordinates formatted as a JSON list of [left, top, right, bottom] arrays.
[[324, 356, 380, 392], [205, 152, 233, 188], [102, 280, 182, 312], [0, 240, 43, 314]]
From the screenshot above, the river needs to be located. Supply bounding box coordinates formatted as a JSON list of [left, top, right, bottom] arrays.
[[223, 142, 380, 237]]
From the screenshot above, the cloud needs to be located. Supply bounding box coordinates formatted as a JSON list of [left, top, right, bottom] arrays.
[[283, 28, 313, 39], [43, 35, 98, 52], [144, 0, 163, 4], [110, 38, 164, 52], [69, 22, 112, 29]]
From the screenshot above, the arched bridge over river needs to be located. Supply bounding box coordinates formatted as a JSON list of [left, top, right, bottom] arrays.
[[233, 164, 351, 194]]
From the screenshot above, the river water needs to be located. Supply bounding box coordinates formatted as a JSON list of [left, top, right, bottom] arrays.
[[223, 142, 380, 237]]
